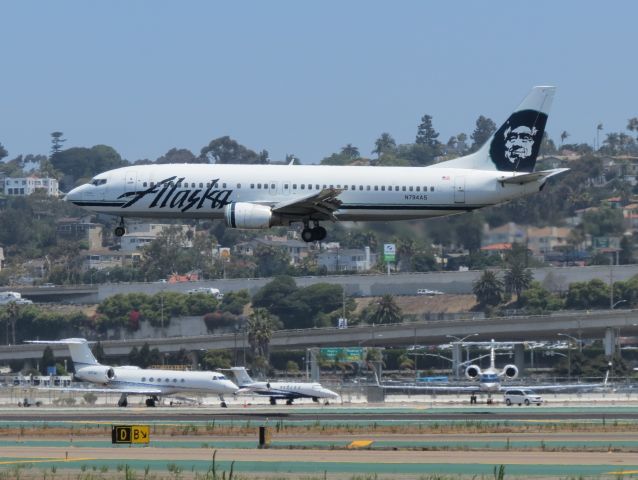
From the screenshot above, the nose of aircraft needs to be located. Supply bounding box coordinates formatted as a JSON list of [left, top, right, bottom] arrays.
[[64, 184, 86, 203], [224, 379, 239, 394]]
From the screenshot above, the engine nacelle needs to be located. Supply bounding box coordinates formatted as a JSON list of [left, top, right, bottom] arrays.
[[74, 365, 115, 384], [502, 364, 519, 379], [465, 365, 481, 380], [224, 202, 279, 229]]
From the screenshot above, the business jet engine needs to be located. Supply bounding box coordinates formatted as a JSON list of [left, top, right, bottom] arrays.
[[224, 203, 283, 229], [501, 364, 519, 379], [74, 366, 116, 384], [464, 365, 481, 380]]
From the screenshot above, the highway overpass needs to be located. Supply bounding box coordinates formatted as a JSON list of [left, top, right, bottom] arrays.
[[5, 264, 638, 304], [2, 308, 637, 364]]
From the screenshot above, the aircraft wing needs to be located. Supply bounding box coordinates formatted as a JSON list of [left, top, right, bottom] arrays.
[[272, 188, 343, 220], [25, 385, 164, 396], [379, 383, 481, 393]]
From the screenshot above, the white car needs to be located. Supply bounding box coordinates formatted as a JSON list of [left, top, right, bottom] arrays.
[[503, 389, 543, 406]]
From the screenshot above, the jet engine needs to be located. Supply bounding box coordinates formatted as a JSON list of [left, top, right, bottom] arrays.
[[464, 365, 481, 380], [74, 366, 115, 384], [224, 203, 281, 229], [501, 364, 519, 379]]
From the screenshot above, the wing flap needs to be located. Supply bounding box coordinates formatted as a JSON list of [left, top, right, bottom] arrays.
[[272, 188, 343, 220]]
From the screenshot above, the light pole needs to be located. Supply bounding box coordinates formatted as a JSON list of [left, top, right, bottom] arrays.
[[446, 333, 478, 376]]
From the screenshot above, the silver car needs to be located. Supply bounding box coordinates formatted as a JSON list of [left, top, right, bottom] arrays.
[[503, 389, 543, 406]]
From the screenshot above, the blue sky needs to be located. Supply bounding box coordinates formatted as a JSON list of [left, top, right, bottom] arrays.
[[1, 1, 636, 164]]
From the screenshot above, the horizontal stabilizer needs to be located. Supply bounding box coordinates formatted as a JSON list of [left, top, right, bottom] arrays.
[[499, 168, 569, 185]]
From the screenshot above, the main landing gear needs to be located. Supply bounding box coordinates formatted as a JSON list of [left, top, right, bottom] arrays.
[[219, 394, 228, 408], [114, 217, 126, 237], [301, 221, 327, 243]]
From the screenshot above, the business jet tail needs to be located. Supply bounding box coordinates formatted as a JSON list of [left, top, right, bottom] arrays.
[[432, 86, 555, 173], [25, 338, 100, 368], [228, 366, 255, 387]]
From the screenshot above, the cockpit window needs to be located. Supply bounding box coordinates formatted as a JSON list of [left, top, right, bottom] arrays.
[[90, 178, 107, 186]]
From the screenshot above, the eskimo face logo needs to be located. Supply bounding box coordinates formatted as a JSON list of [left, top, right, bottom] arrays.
[[504, 125, 537, 163], [489, 109, 547, 173], [118, 176, 233, 213]]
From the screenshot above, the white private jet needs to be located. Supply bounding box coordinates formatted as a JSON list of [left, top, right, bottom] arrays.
[[228, 366, 339, 405], [65, 86, 567, 242], [378, 340, 608, 404], [26, 338, 238, 407]]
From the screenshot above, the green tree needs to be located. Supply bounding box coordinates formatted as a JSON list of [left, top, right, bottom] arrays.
[[50, 145, 125, 190], [472, 270, 504, 307], [415, 114, 441, 151], [40, 346, 56, 375], [247, 308, 276, 374], [565, 279, 610, 309], [470, 116, 496, 152], [156, 147, 202, 164], [0, 142, 7, 161], [518, 281, 563, 314], [368, 294, 403, 325], [200, 136, 265, 164], [219, 290, 250, 315], [372, 133, 396, 159], [560, 130, 570, 145], [619, 235, 634, 265], [254, 244, 291, 277], [50, 131, 66, 157], [340, 144, 360, 159]]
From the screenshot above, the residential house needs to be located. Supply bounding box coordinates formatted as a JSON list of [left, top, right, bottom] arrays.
[[234, 236, 312, 265], [119, 223, 194, 252], [3, 176, 59, 196], [482, 222, 526, 247], [56, 217, 104, 250], [82, 250, 142, 272], [525, 226, 571, 257]]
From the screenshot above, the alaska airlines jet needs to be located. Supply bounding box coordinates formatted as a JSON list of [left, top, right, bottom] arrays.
[[27, 338, 238, 407], [228, 366, 339, 405], [65, 86, 566, 242]]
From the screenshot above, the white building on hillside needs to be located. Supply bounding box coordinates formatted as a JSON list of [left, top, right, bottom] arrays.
[[3, 176, 59, 196]]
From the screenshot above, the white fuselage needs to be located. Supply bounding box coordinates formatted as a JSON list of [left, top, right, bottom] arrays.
[[75, 365, 238, 396], [245, 381, 339, 400], [66, 164, 542, 222]]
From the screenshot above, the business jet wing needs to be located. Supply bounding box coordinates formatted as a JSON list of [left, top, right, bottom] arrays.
[[28, 385, 164, 395], [272, 188, 343, 220], [378, 383, 481, 393]]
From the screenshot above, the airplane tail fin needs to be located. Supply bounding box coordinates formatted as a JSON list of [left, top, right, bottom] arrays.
[[228, 367, 255, 387], [432, 86, 555, 173], [25, 338, 100, 368]]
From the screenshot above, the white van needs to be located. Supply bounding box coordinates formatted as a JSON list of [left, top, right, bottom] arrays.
[[186, 287, 224, 300], [503, 389, 543, 406], [0, 292, 32, 305]]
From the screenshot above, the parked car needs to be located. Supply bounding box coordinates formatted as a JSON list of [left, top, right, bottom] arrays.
[[503, 389, 543, 406], [186, 287, 224, 300], [416, 289, 444, 295]]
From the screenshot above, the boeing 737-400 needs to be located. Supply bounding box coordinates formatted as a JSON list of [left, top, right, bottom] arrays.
[[27, 338, 238, 407], [65, 86, 567, 242]]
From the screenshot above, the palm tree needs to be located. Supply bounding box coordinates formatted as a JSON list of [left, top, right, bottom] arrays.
[[472, 270, 504, 307], [341, 144, 360, 159], [504, 262, 533, 300], [247, 308, 275, 374], [560, 131, 570, 146], [372, 133, 396, 159], [369, 294, 403, 324]]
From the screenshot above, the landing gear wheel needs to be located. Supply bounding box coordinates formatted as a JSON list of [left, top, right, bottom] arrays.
[[145, 398, 156, 407], [269, 397, 277, 405], [286, 399, 293, 405], [118, 398, 128, 408], [312, 226, 327, 241], [114, 226, 126, 237], [220, 401, 227, 408], [301, 228, 314, 242]]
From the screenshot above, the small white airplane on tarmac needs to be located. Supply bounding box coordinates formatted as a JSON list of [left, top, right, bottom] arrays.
[[228, 366, 339, 405], [64, 86, 566, 243], [378, 340, 609, 404], [26, 338, 238, 407]]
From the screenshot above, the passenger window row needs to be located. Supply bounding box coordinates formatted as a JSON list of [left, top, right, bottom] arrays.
[[139, 180, 435, 192]]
